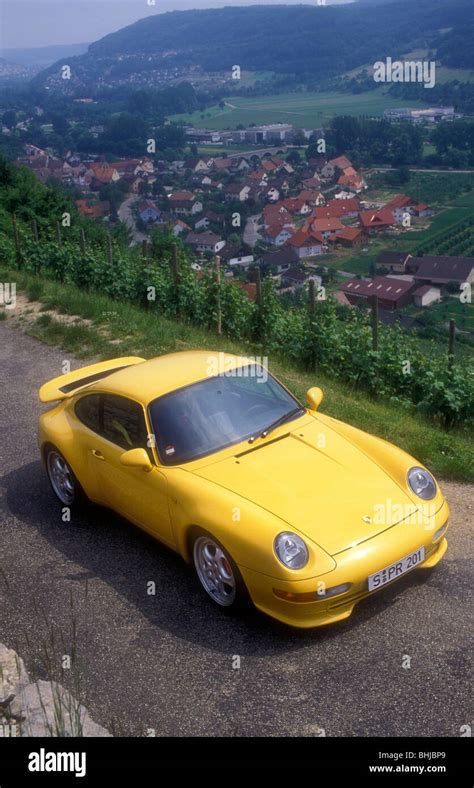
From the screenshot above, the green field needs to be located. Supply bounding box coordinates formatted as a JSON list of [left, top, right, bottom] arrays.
[[171, 88, 430, 129], [196, 144, 258, 156], [345, 49, 474, 86], [407, 298, 474, 334]]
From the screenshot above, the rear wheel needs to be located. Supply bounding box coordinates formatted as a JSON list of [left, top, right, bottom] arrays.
[[45, 448, 83, 507], [192, 532, 248, 609]]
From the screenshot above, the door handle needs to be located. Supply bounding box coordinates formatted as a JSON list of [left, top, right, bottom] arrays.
[[92, 449, 105, 460]]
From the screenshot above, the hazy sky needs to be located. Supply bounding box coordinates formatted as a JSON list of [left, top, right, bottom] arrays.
[[0, 0, 353, 51]]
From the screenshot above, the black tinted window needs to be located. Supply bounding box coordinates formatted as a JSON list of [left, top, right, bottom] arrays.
[[75, 394, 101, 433], [102, 395, 149, 451]]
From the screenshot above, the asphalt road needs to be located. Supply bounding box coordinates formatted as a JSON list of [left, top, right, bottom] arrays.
[[117, 195, 147, 245], [0, 319, 472, 737]]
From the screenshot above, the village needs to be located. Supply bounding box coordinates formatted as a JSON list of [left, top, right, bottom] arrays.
[[14, 139, 474, 333]]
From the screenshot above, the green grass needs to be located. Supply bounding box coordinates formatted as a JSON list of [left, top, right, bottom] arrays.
[[196, 143, 263, 156], [170, 87, 430, 129], [344, 49, 474, 85], [411, 298, 474, 334], [1, 265, 472, 482], [368, 173, 474, 211]]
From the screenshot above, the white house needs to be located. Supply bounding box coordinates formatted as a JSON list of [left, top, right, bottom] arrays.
[[185, 232, 226, 254], [413, 285, 441, 307]]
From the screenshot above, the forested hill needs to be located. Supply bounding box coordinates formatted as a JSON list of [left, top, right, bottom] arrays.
[[35, 0, 474, 91]]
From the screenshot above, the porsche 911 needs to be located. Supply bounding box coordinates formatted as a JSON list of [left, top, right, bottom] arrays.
[[38, 352, 449, 628]]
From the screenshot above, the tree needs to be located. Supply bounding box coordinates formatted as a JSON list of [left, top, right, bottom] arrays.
[[50, 113, 69, 137], [2, 110, 16, 129], [396, 166, 411, 185], [286, 149, 301, 165], [306, 142, 323, 161], [99, 113, 151, 156]]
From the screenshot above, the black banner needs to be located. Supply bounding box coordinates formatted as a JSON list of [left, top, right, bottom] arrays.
[[0, 736, 471, 783]]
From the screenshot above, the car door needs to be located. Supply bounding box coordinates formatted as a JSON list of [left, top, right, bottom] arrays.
[[80, 393, 174, 547]]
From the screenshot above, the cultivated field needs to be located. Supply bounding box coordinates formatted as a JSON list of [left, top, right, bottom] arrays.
[[171, 88, 430, 129]]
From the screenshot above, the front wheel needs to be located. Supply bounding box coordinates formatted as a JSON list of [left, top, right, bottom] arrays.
[[192, 532, 248, 609]]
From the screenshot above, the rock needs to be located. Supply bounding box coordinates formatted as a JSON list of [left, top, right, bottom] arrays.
[[10, 680, 111, 737], [1, 643, 111, 737], [0, 643, 30, 703]]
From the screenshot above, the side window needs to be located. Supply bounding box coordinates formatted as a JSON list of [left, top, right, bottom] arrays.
[[102, 395, 150, 453], [75, 394, 101, 433]]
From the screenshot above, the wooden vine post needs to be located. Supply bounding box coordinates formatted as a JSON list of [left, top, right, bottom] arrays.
[[106, 233, 113, 267], [448, 319, 456, 370], [215, 254, 222, 336], [371, 294, 379, 352], [308, 278, 316, 370], [170, 242, 180, 319], [31, 218, 39, 243], [255, 267, 262, 340], [12, 214, 21, 268], [142, 239, 149, 309], [79, 228, 86, 258]]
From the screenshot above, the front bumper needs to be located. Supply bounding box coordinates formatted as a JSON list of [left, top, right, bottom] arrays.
[[238, 500, 449, 629]]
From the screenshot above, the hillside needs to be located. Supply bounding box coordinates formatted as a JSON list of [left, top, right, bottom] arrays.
[[33, 0, 474, 93]]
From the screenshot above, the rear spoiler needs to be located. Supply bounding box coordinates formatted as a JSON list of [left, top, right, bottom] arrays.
[[39, 357, 145, 403]]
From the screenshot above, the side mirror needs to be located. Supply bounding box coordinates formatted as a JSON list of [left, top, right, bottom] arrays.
[[120, 448, 153, 472], [306, 386, 324, 411]]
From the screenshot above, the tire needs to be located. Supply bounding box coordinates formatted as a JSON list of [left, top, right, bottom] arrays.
[[44, 446, 85, 508], [191, 529, 249, 611]]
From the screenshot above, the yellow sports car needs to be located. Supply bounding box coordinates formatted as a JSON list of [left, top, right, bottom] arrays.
[[38, 352, 449, 628]]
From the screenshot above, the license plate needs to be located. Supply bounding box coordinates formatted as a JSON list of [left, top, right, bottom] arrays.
[[368, 546, 425, 592]]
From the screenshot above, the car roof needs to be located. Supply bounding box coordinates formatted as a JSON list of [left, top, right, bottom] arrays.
[[86, 350, 257, 404]]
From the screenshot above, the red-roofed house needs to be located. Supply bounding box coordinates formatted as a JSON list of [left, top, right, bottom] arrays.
[[281, 197, 312, 216], [310, 217, 345, 239], [263, 203, 293, 228], [234, 281, 257, 302], [384, 194, 413, 223], [321, 156, 353, 179], [359, 209, 396, 234], [335, 227, 367, 248], [338, 173, 367, 193], [264, 225, 294, 246], [411, 203, 433, 218], [286, 230, 325, 258], [75, 199, 110, 219], [87, 162, 120, 185], [325, 198, 360, 218], [297, 189, 325, 207]]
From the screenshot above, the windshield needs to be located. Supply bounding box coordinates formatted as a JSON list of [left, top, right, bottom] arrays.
[[148, 365, 303, 465]]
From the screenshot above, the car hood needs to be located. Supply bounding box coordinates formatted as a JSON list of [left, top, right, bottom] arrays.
[[192, 418, 417, 555]]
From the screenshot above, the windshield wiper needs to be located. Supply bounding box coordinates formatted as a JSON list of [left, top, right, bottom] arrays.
[[248, 406, 304, 444]]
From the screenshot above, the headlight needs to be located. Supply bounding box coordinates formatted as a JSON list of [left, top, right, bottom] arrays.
[[274, 532, 308, 570], [408, 466, 436, 500]]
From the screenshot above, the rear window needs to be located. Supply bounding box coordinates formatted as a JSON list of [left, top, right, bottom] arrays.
[[102, 395, 150, 452], [75, 394, 101, 433]]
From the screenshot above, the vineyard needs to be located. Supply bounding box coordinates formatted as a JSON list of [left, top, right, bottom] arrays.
[[418, 216, 474, 257], [1, 217, 473, 428]]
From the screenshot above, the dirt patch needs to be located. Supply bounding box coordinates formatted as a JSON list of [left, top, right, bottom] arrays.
[[2, 293, 94, 330]]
